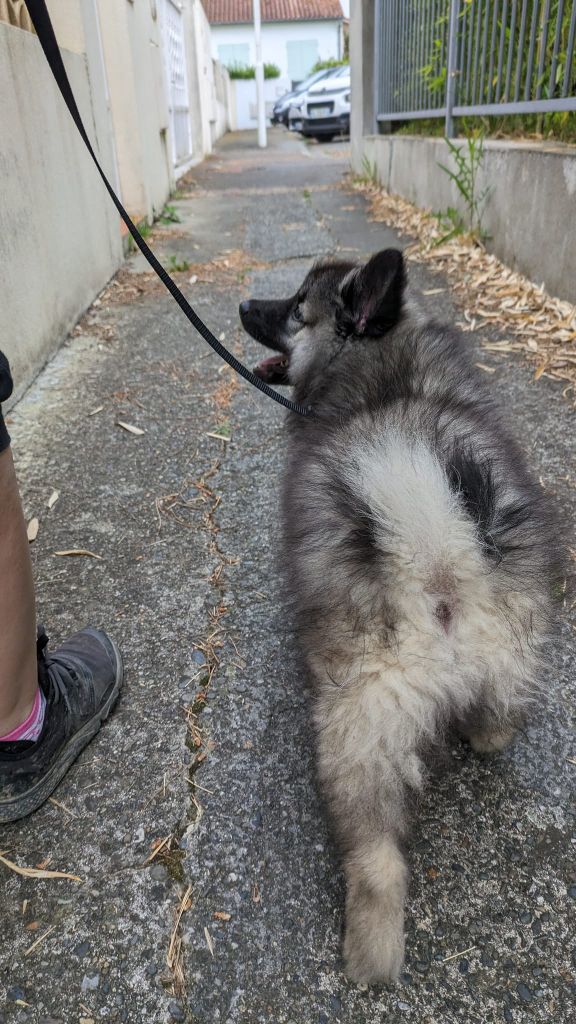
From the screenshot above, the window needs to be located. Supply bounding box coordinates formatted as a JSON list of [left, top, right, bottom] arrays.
[[218, 42, 250, 68], [286, 39, 319, 85]]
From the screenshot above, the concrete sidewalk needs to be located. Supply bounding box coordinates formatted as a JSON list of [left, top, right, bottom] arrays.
[[1, 130, 574, 1024]]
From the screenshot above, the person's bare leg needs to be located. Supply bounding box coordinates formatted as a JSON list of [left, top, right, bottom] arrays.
[[0, 447, 38, 734]]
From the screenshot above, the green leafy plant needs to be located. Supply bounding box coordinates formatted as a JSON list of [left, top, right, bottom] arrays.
[[226, 62, 281, 80], [159, 204, 181, 225], [166, 255, 190, 273], [436, 133, 491, 244], [310, 57, 347, 73], [353, 155, 379, 186]]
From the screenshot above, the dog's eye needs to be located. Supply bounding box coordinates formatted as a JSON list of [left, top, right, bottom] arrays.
[[293, 305, 304, 324]]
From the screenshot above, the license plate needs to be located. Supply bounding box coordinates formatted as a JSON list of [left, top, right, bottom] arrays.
[[309, 106, 331, 118]]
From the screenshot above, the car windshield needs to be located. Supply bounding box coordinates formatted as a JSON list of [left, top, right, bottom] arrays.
[[295, 67, 341, 95], [308, 66, 350, 91]]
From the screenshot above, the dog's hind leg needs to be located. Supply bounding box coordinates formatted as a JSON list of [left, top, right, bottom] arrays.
[[459, 671, 532, 755], [314, 672, 427, 985]]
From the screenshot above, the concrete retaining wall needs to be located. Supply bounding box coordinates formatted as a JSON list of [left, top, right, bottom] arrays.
[[0, 21, 122, 402], [353, 135, 576, 305]]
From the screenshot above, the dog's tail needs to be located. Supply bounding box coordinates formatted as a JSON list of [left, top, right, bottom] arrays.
[[350, 430, 554, 643], [355, 435, 485, 631]]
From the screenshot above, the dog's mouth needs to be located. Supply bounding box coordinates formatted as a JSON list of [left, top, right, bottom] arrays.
[[253, 353, 290, 385]]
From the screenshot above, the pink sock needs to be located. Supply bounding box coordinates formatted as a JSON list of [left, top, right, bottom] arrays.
[[0, 688, 46, 742]]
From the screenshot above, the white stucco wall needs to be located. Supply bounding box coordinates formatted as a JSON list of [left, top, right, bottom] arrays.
[[210, 20, 342, 96], [230, 77, 284, 130], [0, 19, 122, 400], [188, 0, 232, 155], [97, 0, 173, 223]]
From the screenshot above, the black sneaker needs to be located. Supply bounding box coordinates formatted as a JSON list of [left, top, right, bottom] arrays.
[[0, 627, 123, 823]]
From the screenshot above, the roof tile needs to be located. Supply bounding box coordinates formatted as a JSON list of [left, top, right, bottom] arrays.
[[203, 0, 343, 26]]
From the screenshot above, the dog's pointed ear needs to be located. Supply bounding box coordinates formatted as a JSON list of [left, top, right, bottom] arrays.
[[341, 249, 405, 337]]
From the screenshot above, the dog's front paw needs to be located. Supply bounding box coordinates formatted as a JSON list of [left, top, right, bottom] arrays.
[[343, 900, 405, 985]]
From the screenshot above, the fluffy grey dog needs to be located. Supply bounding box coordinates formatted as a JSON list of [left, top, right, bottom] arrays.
[[239, 249, 561, 985]]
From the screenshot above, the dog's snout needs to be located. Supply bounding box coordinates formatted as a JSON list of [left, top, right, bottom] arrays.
[[239, 300, 252, 317]]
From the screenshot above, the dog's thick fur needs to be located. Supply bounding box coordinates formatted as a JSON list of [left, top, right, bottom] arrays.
[[240, 250, 562, 985]]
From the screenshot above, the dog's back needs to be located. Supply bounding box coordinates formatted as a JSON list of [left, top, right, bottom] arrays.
[[284, 322, 559, 736]]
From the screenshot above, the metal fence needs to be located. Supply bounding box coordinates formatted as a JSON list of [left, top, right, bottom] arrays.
[[375, 0, 576, 135]]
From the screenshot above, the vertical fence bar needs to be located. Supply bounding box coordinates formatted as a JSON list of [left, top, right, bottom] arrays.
[[423, 0, 430, 110], [463, 1, 474, 106], [388, 0, 396, 114], [456, 0, 468, 102], [445, 0, 452, 108], [536, 0, 552, 99], [525, 0, 541, 100], [504, 0, 519, 101], [397, 0, 404, 112], [416, 0, 425, 111], [472, 0, 483, 104], [422, 0, 432, 110], [549, 0, 566, 99], [495, 0, 509, 103], [479, 0, 491, 104], [487, 0, 501, 103], [514, 0, 530, 101], [373, 0, 382, 130], [562, 0, 576, 96], [409, 0, 417, 110], [439, 0, 448, 110], [381, 0, 390, 117], [446, 0, 461, 135], [411, 1, 419, 111], [401, 0, 408, 111]]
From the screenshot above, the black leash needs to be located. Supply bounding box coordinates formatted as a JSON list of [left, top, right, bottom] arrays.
[[23, 0, 312, 419]]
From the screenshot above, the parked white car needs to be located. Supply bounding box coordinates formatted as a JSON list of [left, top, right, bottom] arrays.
[[287, 66, 343, 133], [272, 67, 340, 128], [291, 65, 350, 141]]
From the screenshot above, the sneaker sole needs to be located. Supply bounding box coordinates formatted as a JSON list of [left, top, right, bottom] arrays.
[[0, 636, 123, 824]]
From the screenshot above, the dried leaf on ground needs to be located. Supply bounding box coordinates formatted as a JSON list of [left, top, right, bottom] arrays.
[[47, 490, 60, 509], [24, 925, 56, 956], [27, 518, 39, 543], [117, 421, 145, 436], [53, 549, 103, 560], [204, 926, 214, 956], [0, 852, 81, 882]]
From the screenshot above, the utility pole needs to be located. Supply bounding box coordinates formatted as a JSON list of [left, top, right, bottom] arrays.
[[253, 0, 267, 148]]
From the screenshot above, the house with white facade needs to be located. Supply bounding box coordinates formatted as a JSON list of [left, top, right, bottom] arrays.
[[204, 0, 345, 128]]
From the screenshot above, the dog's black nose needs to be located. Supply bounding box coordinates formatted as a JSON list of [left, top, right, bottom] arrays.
[[239, 300, 251, 316]]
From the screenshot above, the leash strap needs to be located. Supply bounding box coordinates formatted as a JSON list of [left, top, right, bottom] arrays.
[[23, 0, 312, 419]]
